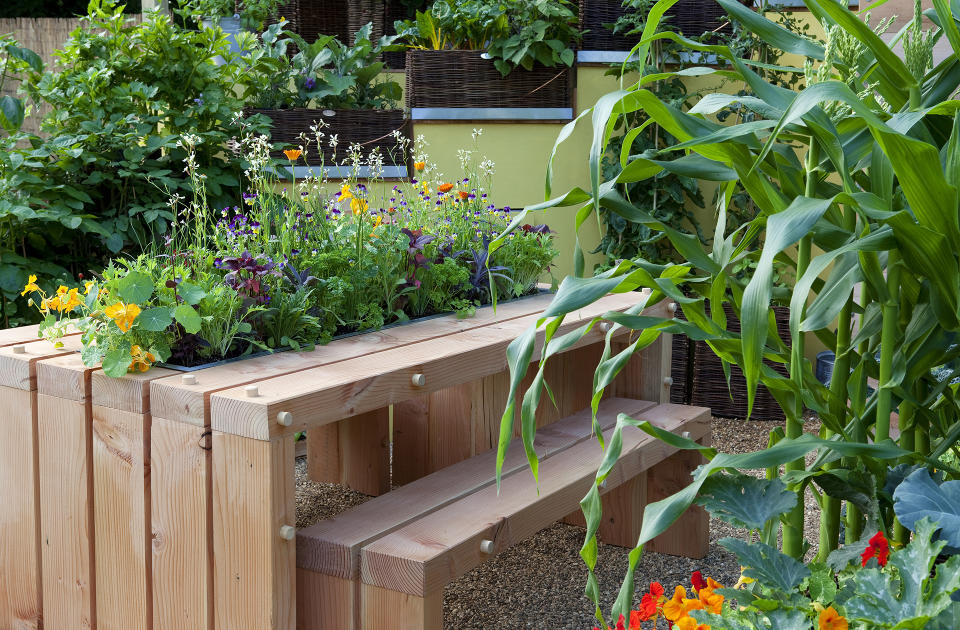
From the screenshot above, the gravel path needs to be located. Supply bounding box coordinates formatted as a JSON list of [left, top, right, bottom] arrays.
[[295, 416, 823, 629]]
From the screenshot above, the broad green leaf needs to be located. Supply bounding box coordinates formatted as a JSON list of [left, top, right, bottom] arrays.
[[0, 95, 25, 132], [719, 538, 811, 592], [893, 469, 960, 548], [117, 271, 155, 304], [102, 347, 132, 378], [717, 0, 824, 60], [177, 281, 207, 306], [173, 304, 202, 334], [136, 307, 173, 332], [694, 472, 796, 531], [807, 562, 837, 603]]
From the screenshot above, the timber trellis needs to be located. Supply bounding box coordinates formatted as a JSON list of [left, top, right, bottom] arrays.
[[0, 291, 709, 629]]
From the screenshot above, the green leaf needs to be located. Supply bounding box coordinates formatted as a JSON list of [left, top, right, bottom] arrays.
[[717, 0, 824, 60], [894, 469, 960, 548], [136, 307, 173, 332], [694, 472, 796, 531], [719, 538, 811, 592], [807, 562, 837, 603], [117, 271, 155, 304], [177, 281, 207, 306], [174, 304, 202, 334], [102, 347, 132, 378], [0, 95, 24, 132]]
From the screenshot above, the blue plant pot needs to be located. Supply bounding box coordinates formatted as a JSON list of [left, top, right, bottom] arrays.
[[201, 15, 243, 65]]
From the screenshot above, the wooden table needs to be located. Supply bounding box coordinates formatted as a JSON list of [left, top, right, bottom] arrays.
[[0, 290, 674, 630]]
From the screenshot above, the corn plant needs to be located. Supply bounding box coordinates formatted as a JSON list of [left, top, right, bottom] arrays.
[[492, 0, 960, 622]]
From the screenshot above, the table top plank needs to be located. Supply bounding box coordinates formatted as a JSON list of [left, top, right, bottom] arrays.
[[151, 291, 558, 427], [210, 292, 664, 440]]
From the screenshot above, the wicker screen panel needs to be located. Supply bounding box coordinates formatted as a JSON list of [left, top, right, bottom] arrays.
[[383, 0, 411, 69], [245, 108, 410, 167], [298, 0, 351, 44], [579, 0, 641, 52], [347, 0, 385, 43], [665, 0, 735, 40], [405, 50, 573, 109], [688, 302, 790, 421]]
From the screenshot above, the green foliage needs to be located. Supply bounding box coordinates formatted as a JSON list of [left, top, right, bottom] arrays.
[[893, 469, 960, 549], [244, 21, 403, 110], [719, 538, 810, 592], [491, 0, 960, 620], [395, 0, 580, 76], [695, 472, 796, 531]]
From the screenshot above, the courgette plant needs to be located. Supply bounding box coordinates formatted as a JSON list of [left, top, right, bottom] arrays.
[[491, 0, 960, 622]]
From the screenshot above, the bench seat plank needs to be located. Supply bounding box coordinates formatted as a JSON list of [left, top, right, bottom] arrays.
[[361, 403, 710, 597], [296, 397, 657, 580]]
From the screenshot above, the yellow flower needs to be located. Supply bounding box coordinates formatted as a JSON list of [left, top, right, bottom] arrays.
[[698, 588, 724, 615], [56, 285, 68, 296], [21, 274, 39, 296], [104, 302, 141, 332], [337, 184, 353, 202], [41, 296, 61, 313], [283, 148, 302, 161], [351, 197, 368, 215], [414, 161, 425, 171], [84, 281, 96, 295], [676, 617, 709, 630], [818, 606, 848, 630], [60, 288, 83, 312], [734, 567, 755, 589], [372, 214, 383, 228], [128, 345, 157, 373]]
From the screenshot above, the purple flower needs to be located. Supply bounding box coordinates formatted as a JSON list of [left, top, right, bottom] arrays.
[[304, 77, 316, 90]]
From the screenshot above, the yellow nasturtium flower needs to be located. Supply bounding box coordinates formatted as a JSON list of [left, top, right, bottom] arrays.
[[21, 275, 39, 296], [128, 345, 156, 373], [84, 281, 96, 295], [351, 197, 368, 215], [337, 184, 353, 202], [104, 302, 141, 332]]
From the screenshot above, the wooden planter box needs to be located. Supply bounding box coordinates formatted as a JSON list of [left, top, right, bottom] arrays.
[[405, 50, 575, 120], [246, 107, 410, 175], [0, 291, 703, 629]]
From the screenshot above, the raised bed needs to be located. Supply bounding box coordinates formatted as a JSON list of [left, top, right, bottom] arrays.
[[246, 107, 410, 176], [0, 291, 702, 629], [405, 50, 575, 121]]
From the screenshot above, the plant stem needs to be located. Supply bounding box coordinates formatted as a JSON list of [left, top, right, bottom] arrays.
[[875, 250, 901, 443], [818, 205, 856, 559], [784, 138, 818, 558], [893, 391, 916, 545], [763, 427, 784, 548], [845, 282, 870, 544]]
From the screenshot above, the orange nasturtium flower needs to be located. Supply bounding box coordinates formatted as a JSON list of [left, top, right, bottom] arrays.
[[437, 182, 454, 193], [337, 184, 353, 202], [819, 606, 848, 630], [414, 161, 425, 171], [21, 274, 39, 296], [283, 148, 302, 161], [676, 617, 709, 630], [662, 585, 688, 622], [105, 302, 141, 332], [128, 345, 156, 373]]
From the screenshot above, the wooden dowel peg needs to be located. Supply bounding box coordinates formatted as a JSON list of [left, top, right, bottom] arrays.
[[279, 525, 296, 541], [11, 344, 25, 354], [599, 479, 607, 489], [245, 385, 259, 397], [276, 411, 292, 427], [681, 431, 691, 440], [598, 322, 611, 333], [663, 376, 674, 387], [668, 302, 678, 313], [479, 539, 494, 554], [411, 373, 426, 387], [182, 374, 197, 385]]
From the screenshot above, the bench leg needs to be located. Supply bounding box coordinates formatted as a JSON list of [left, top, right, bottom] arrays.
[[297, 569, 356, 630], [307, 408, 390, 496], [361, 584, 442, 630], [562, 474, 648, 548], [645, 436, 710, 559]]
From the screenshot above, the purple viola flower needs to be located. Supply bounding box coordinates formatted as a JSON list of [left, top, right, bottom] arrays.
[[304, 76, 316, 90]]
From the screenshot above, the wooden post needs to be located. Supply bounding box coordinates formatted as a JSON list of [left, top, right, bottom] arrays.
[[360, 583, 442, 630], [213, 432, 296, 630], [306, 408, 390, 496], [0, 385, 41, 628], [645, 434, 710, 559], [92, 405, 151, 630]]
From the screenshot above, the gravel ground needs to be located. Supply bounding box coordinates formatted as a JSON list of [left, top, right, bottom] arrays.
[[295, 415, 823, 629]]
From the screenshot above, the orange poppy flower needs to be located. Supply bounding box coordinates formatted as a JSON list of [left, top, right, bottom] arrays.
[[283, 149, 302, 161], [458, 190, 470, 200], [437, 182, 454, 193], [414, 161, 425, 171]]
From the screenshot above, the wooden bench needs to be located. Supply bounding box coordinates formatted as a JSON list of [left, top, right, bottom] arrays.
[[296, 399, 710, 629]]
